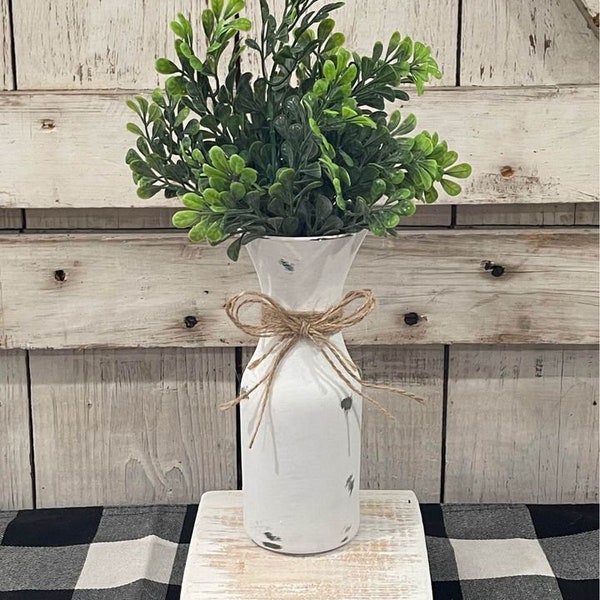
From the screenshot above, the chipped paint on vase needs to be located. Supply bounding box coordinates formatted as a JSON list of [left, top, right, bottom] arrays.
[[240, 232, 367, 555]]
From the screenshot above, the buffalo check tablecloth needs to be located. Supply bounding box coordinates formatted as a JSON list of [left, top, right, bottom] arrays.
[[0, 502, 597, 599]]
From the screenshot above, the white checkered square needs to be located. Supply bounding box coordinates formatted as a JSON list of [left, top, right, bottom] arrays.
[[450, 538, 555, 580], [75, 535, 178, 589]]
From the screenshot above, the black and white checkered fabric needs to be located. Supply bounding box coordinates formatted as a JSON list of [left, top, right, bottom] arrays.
[[0, 502, 597, 599]]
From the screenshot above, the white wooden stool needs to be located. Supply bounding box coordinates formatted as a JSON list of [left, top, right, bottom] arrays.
[[181, 490, 433, 599]]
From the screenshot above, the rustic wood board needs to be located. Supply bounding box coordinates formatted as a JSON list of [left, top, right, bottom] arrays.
[[29, 348, 238, 507], [0, 209, 22, 229], [242, 345, 444, 502], [0, 87, 597, 208], [0, 229, 597, 349], [181, 490, 432, 600], [461, 0, 599, 85], [456, 204, 575, 226], [0, 350, 33, 510], [242, 0, 457, 87], [575, 202, 599, 225], [353, 346, 443, 502], [25, 208, 178, 230], [25, 205, 450, 229], [444, 346, 599, 503], [11, 0, 197, 89], [0, 0, 11, 90]]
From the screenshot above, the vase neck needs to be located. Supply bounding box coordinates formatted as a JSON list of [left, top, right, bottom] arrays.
[[244, 232, 366, 311]]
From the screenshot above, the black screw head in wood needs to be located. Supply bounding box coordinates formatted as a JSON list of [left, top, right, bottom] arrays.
[[483, 261, 505, 277], [404, 312, 420, 326], [54, 269, 66, 282], [184, 315, 198, 328]]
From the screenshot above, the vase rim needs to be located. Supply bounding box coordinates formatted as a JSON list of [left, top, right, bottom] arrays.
[[252, 231, 366, 243]]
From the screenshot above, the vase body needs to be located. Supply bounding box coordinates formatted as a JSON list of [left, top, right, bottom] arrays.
[[240, 231, 367, 555]]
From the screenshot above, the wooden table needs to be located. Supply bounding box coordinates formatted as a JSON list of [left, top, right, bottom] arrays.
[[181, 490, 433, 599]]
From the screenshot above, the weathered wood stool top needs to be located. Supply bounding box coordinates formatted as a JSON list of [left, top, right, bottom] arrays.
[[181, 490, 432, 599]]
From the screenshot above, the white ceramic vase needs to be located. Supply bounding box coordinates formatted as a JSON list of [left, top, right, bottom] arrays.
[[239, 231, 367, 555]]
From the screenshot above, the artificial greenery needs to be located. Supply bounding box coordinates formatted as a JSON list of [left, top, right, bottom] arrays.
[[125, 0, 471, 260]]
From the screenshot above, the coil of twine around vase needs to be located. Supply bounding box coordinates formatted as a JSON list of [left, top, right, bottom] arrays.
[[222, 289, 427, 448]]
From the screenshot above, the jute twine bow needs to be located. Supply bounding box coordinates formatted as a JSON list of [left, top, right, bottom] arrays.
[[221, 289, 426, 448]]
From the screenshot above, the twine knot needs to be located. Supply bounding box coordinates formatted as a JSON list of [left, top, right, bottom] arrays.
[[222, 289, 426, 448]]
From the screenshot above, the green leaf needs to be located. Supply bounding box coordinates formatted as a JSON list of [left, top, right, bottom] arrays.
[[440, 178, 462, 196], [227, 17, 251, 31], [372, 41, 383, 61], [211, 0, 224, 19], [240, 168, 258, 186], [173, 210, 201, 228], [387, 31, 401, 55], [202, 9, 215, 38], [147, 103, 161, 122], [136, 184, 161, 199], [445, 163, 472, 179], [170, 20, 186, 38], [226, 236, 244, 261], [317, 18, 335, 40], [323, 32, 344, 52], [229, 154, 245, 174], [189, 220, 209, 241], [129, 160, 154, 177], [126, 122, 144, 136], [209, 146, 230, 172], [155, 58, 179, 74], [397, 199, 416, 216], [206, 221, 224, 242], [382, 211, 400, 228], [224, 0, 244, 19], [230, 181, 246, 200], [182, 193, 206, 209], [174, 106, 190, 128], [424, 187, 439, 204], [315, 195, 333, 222], [126, 99, 142, 118], [323, 59, 336, 82], [439, 150, 458, 168]]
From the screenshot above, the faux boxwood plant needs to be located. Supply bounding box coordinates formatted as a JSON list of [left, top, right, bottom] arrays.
[[125, 0, 471, 260]]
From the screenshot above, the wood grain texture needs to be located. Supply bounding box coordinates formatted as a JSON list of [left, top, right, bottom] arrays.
[[0, 0, 12, 90], [242, 345, 444, 501], [0, 350, 33, 510], [12, 0, 198, 89], [575, 202, 599, 225], [25, 206, 449, 229], [0, 209, 22, 229], [26, 208, 178, 229], [1, 87, 596, 209], [29, 348, 237, 507], [461, 0, 599, 85], [456, 203, 575, 226], [182, 490, 432, 600], [242, 0, 457, 87], [0, 229, 596, 349], [354, 346, 443, 502], [444, 346, 599, 503]]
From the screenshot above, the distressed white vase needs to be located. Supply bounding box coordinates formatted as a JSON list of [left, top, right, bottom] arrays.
[[240, 231, 367, 555]]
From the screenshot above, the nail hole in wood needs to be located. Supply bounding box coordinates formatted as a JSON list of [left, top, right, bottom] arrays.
[[500, 165, 515, 178], [404, 312, 420, 326], [54, 269, 66, 282], [184, 315, 198, 328], [41, 119, 56, 130]]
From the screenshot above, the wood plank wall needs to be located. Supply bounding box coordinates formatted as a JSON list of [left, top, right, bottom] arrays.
[[0, 0, 598, 509]]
